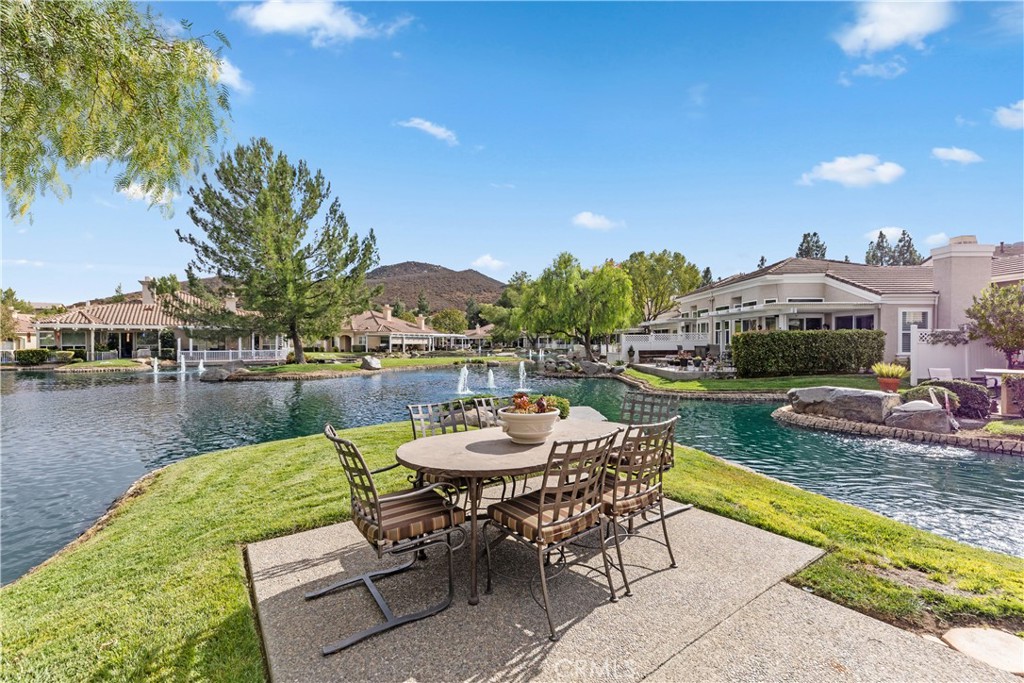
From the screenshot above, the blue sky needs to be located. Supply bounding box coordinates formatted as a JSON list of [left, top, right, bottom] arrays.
[[3, 1, 1022, 303]]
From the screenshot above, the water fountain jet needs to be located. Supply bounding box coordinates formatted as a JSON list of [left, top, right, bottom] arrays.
[[456, 365, 472, 395]]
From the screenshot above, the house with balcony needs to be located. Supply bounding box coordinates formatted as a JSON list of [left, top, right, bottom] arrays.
[[618, 236, 1023, 363], [34, 278, 290, 363], [334, 305, 475, 353]]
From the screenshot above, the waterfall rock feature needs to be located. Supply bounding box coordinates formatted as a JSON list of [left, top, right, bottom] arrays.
[[787, 386, 902, 425], [884, 401, 952, 433]]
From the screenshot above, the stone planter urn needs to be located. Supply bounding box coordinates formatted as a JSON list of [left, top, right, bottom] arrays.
[[497, 407, 561, 444], [877, 377, 901, 393]]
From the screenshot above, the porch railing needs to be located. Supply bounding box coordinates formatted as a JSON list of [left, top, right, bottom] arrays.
[[179, 349, 289, 363], [620, 332, 709, 352]]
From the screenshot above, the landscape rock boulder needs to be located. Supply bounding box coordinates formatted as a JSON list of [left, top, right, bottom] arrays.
[[360, 356, 382, 371], [787, 386, 902, 424], [609, 365, 626, 375], [199, 368, 232, 382], [884, 401, 952, 434], [579, 361, 610, 376], [486, 361, 500, 367]]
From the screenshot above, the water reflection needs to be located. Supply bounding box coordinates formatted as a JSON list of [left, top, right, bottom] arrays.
[[2, 367, 1022, 586]]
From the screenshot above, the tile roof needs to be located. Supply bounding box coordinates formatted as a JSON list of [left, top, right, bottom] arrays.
[[344, 310, 437, 334], [992, 254, 1024, 280], [36, 293, 207, 328], [13, 313, 35, 336], [465, 323, 494, 338], [685, 257, 935, 297]]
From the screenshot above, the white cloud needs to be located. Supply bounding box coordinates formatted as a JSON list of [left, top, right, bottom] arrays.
[[798, 154, 905, 188], [835, 1, 954, 56], [489, 182, 515, 189], [687, 83, 708, 107], [396, 118, 458, 146], [991, 4, 1024, 37], [852, 56, 907, 79], [863, 226, 904, 242], [232, 1, 411, 48], [471, 254, 506, 272], [925, 232, 949, 247], [120, 183, 177, 205], [215, 58, 252, 94], [954, 115, 977, 127], [931, 146, 983, 165], [993, 99, 1024, 130], [571, 211, 623, 231], [2, 258, 46, 268]]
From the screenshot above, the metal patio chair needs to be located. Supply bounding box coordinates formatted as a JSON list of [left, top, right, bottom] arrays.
[[307, 425, 466, 655], [619, 390, 680, 468], [482, 428, 622, 641], [473, 395, 515, 428], [602, 417, 679, 597]]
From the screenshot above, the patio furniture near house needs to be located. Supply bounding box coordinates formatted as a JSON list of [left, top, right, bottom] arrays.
[[407, 401, 473, 490], [395, 418, 627, 606], [308, 426, 466, 655], [603, 417, 679, 597], [620, 391, 681, 466], [473, 396, 515, 428], [929, 368, 954, 381], [482, 429, 622, 641]]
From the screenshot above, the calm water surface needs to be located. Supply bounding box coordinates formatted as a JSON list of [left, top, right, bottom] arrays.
[[2, 366, 1021, 583]]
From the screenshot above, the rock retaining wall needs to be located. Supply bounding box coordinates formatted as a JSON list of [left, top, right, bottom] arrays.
[[772, 405, 1024, 456]]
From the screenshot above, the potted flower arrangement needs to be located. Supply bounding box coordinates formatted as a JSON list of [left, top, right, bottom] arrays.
[[871, 362, 907, 393], [497, 392, 561, 444]]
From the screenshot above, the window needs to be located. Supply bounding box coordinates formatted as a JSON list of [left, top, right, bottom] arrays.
[[696, 309, 709, 318], [763, 298, 777, 305], [742, 301, 757, 308], [835, 316, 853, 330], [786, 297, 824, 303], [715, 305, 729, 313], [899, 310, 930, 355], [855, 315, 874, 330], [764, 316, 778, 330]]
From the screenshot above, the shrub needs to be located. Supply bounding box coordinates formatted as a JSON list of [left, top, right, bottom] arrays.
[[731, 330, 885, 378], [15, 349, 51, 365], [530, 394, 571, 419], [919, 379, 991, 419], [901, 386, 960, 413], [72, 349, 87, 361], [286, 352, 295, 364], [871, 362, 907, 379], [53, 351, 75, 363], [159, 349, 175, 360], [71, 358, 84, 364]]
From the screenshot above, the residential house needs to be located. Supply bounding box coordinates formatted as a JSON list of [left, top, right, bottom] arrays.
[[620, 236, 1024, 362], [334, 305, 473, 353]]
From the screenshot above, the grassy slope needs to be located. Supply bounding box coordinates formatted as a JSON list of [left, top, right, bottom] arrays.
[[3, 423, 1021, 681], [625, 367, 890, 392], [249, 356, 518, 374], [55, 359, 144, 370]]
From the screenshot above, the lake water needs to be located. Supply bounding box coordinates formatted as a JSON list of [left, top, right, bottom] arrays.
[[2, 365, 1022, 584]]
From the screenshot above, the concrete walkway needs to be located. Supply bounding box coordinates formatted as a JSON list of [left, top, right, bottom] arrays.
[[247, 504, 1015, 682]]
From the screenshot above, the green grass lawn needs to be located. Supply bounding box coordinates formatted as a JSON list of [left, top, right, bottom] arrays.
[[983, 419, 1024, 438], [625, 367, 891, 392], [249, 356, 519, 374], [55, 359, 145, 371], [3, 423, 1021, 680]]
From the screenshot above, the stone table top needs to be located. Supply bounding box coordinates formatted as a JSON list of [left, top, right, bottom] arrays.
[[396, 418, 624, 478]]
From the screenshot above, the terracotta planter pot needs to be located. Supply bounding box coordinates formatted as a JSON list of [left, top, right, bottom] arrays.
[[497, 407, 561, 444], [877, 377, 902, 393]]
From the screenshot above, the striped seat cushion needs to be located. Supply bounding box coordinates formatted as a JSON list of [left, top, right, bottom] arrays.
[[487, 491, 600, 546], [601, 478, 660, 516], [420, 472, 469, 488], [354, 491, 465, 544]]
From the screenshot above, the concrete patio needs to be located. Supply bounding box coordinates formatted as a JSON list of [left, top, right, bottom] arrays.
[[246, 501, 1015, 682]]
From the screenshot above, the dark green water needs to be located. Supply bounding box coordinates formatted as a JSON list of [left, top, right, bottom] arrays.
[[2, 366, 1021, 585]]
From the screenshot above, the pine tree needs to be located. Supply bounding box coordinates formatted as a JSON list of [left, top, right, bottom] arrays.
[[465, 297, 481, 327], [892, 230, 923, 265], [795, 232, 827, 259], [415, 291, 429, 315], [700, 267, 713, 287], [757, 255, 766, 269], [111, 283, 126, 303], [865, 231, 893, 265]]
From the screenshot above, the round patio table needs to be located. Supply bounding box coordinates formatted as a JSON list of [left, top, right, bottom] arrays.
[[396, 418, 624, 605]]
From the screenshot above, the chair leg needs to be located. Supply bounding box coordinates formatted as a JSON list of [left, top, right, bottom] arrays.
[[600, 518, 618, 603], [304, 555, 415, 600], [659, 497, 678, 569], [537, 546, 558, 641], [482, 522, 494, 594], [316, 542, 456, 656], [610, 517, 631, 597]]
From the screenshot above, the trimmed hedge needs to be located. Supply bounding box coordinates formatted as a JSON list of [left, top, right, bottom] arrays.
[[54, 351, 75, 363], [14, 349, 51, 366], [901, 385, 960, 413], [72, 349, 87, 361], [731, 330, 885, 378], [920, 379, 991, 419]]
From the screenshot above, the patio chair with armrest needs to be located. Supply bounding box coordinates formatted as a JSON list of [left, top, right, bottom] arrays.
[[307, 425, 467, 655], [473, 395, 515, 428], [482, 429, 622, 641], [619, 391, 680, 469], [603, 417, 679, 597]]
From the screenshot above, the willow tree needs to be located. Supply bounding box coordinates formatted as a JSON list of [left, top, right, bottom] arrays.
[[621, 250, 701, 323], [158, 138, 378, 365], [1, 0, 230, 219], [527, 253, 633, 361]]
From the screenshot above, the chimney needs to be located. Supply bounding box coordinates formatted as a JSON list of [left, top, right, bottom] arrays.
[[930, 235, 994, 328], [382, 304, 392, 321], [416, 314, 427, 331], [139, 277, 155, 306], [476, 323, 481, 331], [1000, 241, 1005, 254], [224, 293, 238, 313]]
